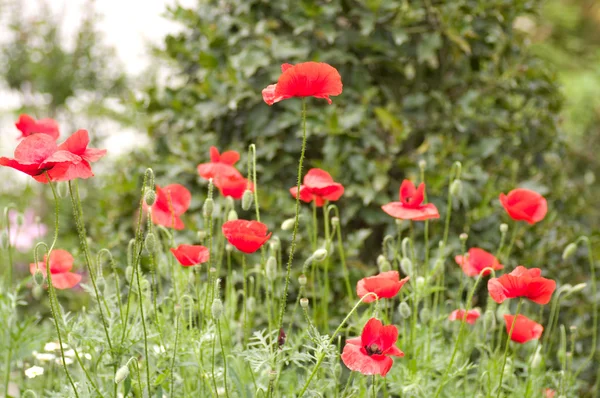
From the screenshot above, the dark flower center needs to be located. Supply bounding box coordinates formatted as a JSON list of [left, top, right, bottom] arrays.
[[365, 343, 382, 356]]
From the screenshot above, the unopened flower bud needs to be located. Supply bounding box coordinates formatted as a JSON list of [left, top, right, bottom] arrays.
[[266, 256, 277, 281], [562, 243, 577, 261], [225, 196, 235, 208], [569, 325, 577, 334], [225, 243, 234, 253], [96, 277, 105, 291], [416, 276, 425, 290], [400, 258, 413, 275], [500, 223, 508, 234], [269, 239, 280, 252], [114, 364, 130, 384], [203, 198, 214, 218], [419, 308, 431, 323], [300, 298, 309, 309], [174, 304, 182, 316], [331, 217, 339, 227], [459, 233, 468, 242], [379, 259, 391, 273], [125, 266, 134, 283], [418, 159, 427, 170], [281, 218, 295, 231], [298, 274, 307, 286], [144, 233, 156, 253], [227, 209, 238, 221], [450, 179, 462, 196], [268, 369, 277, 381], [32, 285, 44, 300], [211, 298, 223, 319], [15, 213, 25, 227], [531, 345, 543, 369], [242, 190, 254, 211], [398, 302, 411, 319], [144, 189, 156, 206], [33, 269, 45, 286], [246, 297, 256, 312], [197, 230, 207, 241], [569, 283, 586, 295], [312, 249, 328, 262]]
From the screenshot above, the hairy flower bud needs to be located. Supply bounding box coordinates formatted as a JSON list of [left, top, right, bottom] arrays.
[[419, 308, 431, 323], [450, 179, 462, 196], [266, 256, 277, 281], [125, 266, 134, 284], [32, 285, 44, 300], [269, 238, 280, 252], [281, 218, 295, 231], [300, 298, 309, 309], [227, 209, 238, 221], [144, 189, 156, 206], [379, 259, 391, 273], [242, 190, 254, 211], [144, 233, 156, 253], [225, 243, 234, 253], [197, 230, 207, 241], [211, 298, 223, 319], [225, 195, 235, 208], [398, 301, 411, 319], [562, 243, 577, 261], [203, 198, 214, 218], [33, 269, 45, 286], [312, 249, 328, 262], [569, 283, 587, 295], [331, 216, 340, 227], [500, 223, 508, 234], [298, 274, 307, 287], [114, 364, 130, 384], [400, 258, 413, 275]]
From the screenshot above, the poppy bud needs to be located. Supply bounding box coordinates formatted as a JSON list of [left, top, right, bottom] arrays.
[[281, 218, 295, 231], [174, 304, 182, 316], [500, 223, 508, 234], [300, 298, 309, 309], [242, 190, 254, 210], [398, 302, 411, 319], [125, 266, 134, 283], [450, 179, 462, 196], [400, 258, 413, 276], [298, 274, 307, 286], [96, 277, 105, 292], [379, 259, 391, 273], [225, 196, 235, 209], [531, 345, 543, 369], [211, 298, 223, 319], [268, 369, 278, 381], [331, 216, 340, 227], [269, 238, 280, 252], [459, 233, 468, 242], [419, 308, 431, 323], [418, 159, 427, 171], [15, 213, 25, 227], [562, 243, 577, 260], [0, 231, 8, 250], [246, 297, 256, 312], [312, 249, 328, 262], [144, 189, 156, 206], [395, 219, 403, 226], [33, 269, 45, 286], [416, 276, 425, 291], [114, 364, 130, 384], [225, 243, 234, 253], [197, 230, 207, 241], [32, 285, 44, 300], [227, 209, 238, 221], [569, 283, 586, 295], [144, 233, 156, 253], [266, 256, 277, 281], [203, 198, 214, 218]]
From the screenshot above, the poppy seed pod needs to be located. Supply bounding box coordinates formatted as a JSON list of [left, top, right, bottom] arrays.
[[298, 274, 307, 286], [211, 298, 223, 319], [281, 218, 295, 231], [144, 189, 156, 206], [144, 233, 156, 253], [300, 298, 309, 309], [500, 223, 509, 234], [242, 189, 254, 210], [114, 364, 130, 384], [227, 209, 238, 221], [203, 198, 214, 218], [398, 301, 411, 319], [450, 179, 462, 196], [400, 258, 413, 275], [266, 256, 277, 281], [312, 249, 328, 262], [562, 243, 577, 260], [33, 269, 45, 286]]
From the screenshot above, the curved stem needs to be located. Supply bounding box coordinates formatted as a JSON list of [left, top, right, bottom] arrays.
[[277, 98, 308, 334], [496, 298, 523, 397], [574, 236, 597, 378], [170, 313, 180, 398]]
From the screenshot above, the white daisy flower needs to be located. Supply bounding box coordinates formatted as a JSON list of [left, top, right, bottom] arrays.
[[25, 366, 44, 379]]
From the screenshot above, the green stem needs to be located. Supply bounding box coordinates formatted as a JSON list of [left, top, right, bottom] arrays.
[[242, 255, 249, 345], [496, 298, 524, 398], [170, 313, 180, 398], [322, 204, 331, 332], [3, 206, 15, 288], [217, 320, 230, 398], [276, 98, 308, 336], [502, 222, 522, 264]]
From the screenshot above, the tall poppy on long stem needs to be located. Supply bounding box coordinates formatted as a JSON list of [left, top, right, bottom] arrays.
[[289, 168, 344, 207], [488, 266, 556, 305], [382, 180, 439, 221]]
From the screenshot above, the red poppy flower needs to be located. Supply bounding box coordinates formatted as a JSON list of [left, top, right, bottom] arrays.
[[544, 388, 556, 398], [499, 188, 547, 225], [289, 168, 344, 207], [455, 248, 504, 277], [448, 309, 481, 325], [504, 314, 543, 344], [29, 249, 82, 290], [37, 129, 107, 182], [262, 62, 343, 105], [15, 114, 60, 140], [356, 271, 410, 303], [341, 318, 404, 377], [0, 134, 80, 181], [381, 180, 440, 221], [170, 244, 210, 267], [215, 174, 253, 200], [488, 266, 556, 305], [149, 184, 192, 230], [197, 146, 252, 199], [222, 219, 271, 254]]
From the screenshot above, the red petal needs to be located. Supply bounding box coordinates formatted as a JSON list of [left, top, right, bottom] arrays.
[[154, 184, 192, 216], [526, 278, 556, 305], [48, 250, 75, 273], [504, 314, 543, 343], [219, 150, 240, 166], [500, 189, 547, 224], [15, 114, 60, 140], [170, 245, 210, 266], [262, 84, 283, 105], [281, 63, 293, 72], [14, 134, 58, 164], [341, 343, 393, 376], [361, 318, 384, 347], [222, 220, 271, 253], [51, 272, 82, 290], [290, 185, 314, 203], [382, 202, 440, 221], [58, 129, 89, 156], [210, 146, 220, 162], [273, 62, 342, 104]]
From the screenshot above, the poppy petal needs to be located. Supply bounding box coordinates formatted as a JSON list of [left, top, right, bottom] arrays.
[[51, 272, 82, 290]]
